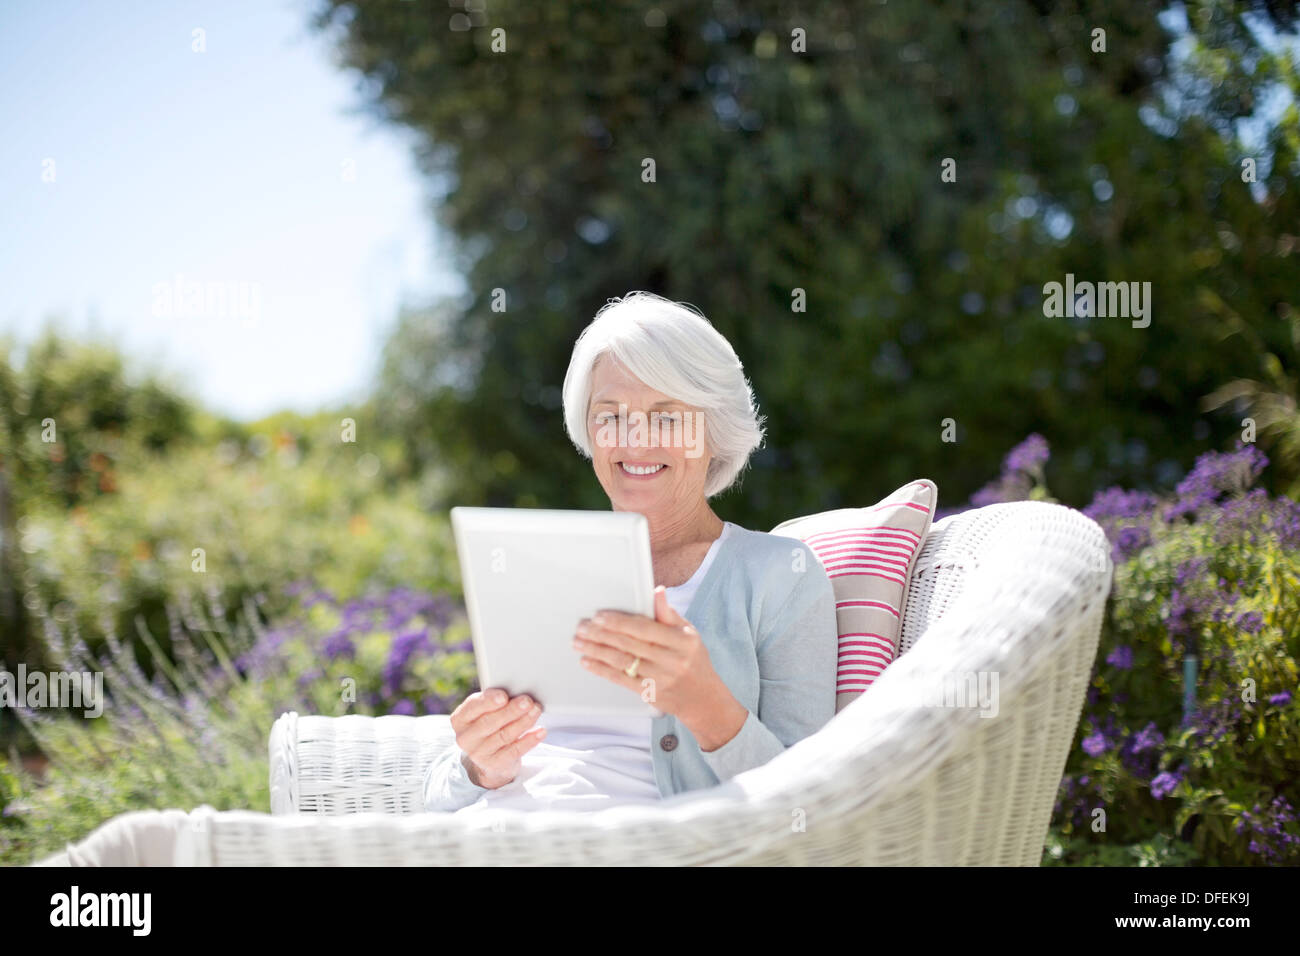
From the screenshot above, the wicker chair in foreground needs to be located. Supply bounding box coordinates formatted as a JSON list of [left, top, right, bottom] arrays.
[[38, 499, 1112, 866]]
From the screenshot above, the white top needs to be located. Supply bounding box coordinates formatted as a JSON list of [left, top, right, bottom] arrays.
[[453, 521, 736, 814]]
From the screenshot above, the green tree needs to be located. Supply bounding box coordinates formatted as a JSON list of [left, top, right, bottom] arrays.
[[0, 329, 196, 668], [322, 0, 1300, 522]]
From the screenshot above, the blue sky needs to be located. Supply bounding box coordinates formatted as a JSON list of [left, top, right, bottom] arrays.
[[0, 0, 462, 420]]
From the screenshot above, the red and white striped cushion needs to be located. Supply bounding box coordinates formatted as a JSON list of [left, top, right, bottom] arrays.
[[770, 479, 937, 710]]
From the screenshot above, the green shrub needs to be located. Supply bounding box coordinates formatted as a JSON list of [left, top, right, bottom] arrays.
[[971, 436, 1300, 864], [1054, 443, 1300, 864], [14, 435, 461, 673], [1, 580, 474, 867]]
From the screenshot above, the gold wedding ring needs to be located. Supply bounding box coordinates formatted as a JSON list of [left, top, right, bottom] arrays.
[[624, 656, 641, 678]]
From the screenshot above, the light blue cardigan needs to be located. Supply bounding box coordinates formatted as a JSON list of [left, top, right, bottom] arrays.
[[423, 524, 838, 811]]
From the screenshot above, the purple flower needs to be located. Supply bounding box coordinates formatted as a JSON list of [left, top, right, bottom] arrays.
[[1151, 769, 1182, 800], [1165, 586, 1213, 643], [1236, 611, 1265, 634], [1005, 434, 1050, 475], [1084, 487, 1159, 522], [300, 587, 337, 610], [375, 588, 456, 632], [1215, 489, 1300, 551], [1269, 690, 1292, 707], [382, 628, 432, 695], [1119, 722, 1164, 777], [1112, 525, 1152, 562], [971, 472, 1032, 507], [1056, 772, 1099, 827], [1082, 731, 1109, 757], [1130, 721, 1164, 753], [1084, 487, 1158, 562], [1188, 698, 1242, 747], [1106, 645, 1134, 670], [969, 435, 1051, 507], [390, 698, 415, 716], [1165, 442, 1269, 522], [236, 625, 296, 678], [1175, 556, 1209, 587], [322, 628, 356, 661]]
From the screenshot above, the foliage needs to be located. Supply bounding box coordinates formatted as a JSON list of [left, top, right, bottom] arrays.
[[1009, 440, 1300, 865], [1042, 826, 1200, 867], [0, 583, 474, 867], [321, 0, 1300, 525], [8, 410, 460, 681], [1200, 289, 1300, 491], [8, 428, 1296, 866], [0, 328, 199, 670], [1, 596, 271, 866], [0, 327, 197, 508], [235, 583, 478, 718]]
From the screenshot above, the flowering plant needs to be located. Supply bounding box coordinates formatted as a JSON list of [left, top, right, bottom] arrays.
[[1056, 442, 1298, 864], [1, 582, 478, 866], [961, 435, 1300, 864], [235, 583, 477, 717]]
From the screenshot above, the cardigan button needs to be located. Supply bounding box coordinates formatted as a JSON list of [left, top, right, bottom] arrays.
[[659, 733, 678, 752]]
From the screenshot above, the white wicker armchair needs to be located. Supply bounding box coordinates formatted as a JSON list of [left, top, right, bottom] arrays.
[[40, 499, 1112, 866]]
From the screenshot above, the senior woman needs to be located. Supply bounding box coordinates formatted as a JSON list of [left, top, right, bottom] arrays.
[[423, 291, 837, 814]]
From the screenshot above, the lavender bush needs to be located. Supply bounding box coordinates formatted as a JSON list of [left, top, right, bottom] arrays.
[[0, 582, 476, 866], [237, 581, 477, 717], [973, 438, 1300, 864]]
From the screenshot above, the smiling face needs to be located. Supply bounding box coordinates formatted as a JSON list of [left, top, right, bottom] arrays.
[[586, 354, 712, 520]]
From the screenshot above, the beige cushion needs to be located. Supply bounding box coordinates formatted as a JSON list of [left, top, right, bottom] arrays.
[[770, 479, 938, 711]]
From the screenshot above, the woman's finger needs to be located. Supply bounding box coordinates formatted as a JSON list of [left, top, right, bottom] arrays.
[[579, 655, 640, 693], [474, 722, 547, 775], [461, 694, 538, 756], [450, 688, 511, 734], [587, 609, 681, 648], [486, 699, 543, 756], [577, 637, 656, 681], [575, 619, 659, 662]]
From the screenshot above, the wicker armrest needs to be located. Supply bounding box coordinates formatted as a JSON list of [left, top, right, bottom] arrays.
[[270, 712, 459, 815]]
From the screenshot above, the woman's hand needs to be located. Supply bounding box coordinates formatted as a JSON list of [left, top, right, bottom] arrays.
[[449, 689, 546, 789], [573, 587, 747, 749]]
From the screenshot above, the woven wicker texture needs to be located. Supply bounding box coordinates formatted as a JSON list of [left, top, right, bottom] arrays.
[[42, 500, 1111, 866]]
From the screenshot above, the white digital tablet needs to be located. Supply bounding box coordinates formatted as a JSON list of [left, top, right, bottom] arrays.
[[449, 507, 658, 718]]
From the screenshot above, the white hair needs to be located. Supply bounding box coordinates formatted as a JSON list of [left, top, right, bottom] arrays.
[[562, 291, 766, 498]]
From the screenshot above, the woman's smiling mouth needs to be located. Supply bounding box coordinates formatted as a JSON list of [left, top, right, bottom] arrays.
[[618, 461, 668, 478]]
